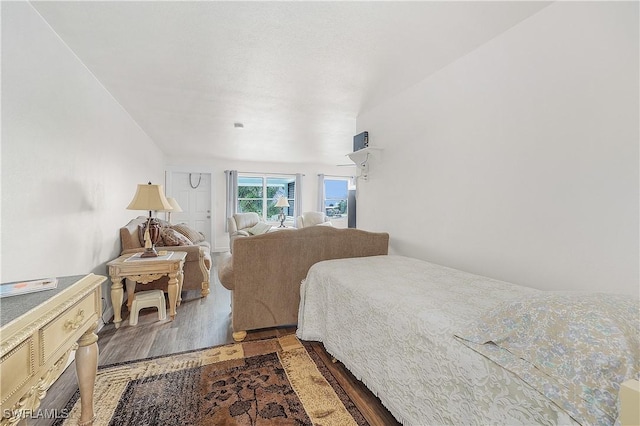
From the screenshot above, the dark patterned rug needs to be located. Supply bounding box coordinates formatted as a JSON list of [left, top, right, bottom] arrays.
[[56, 334, 368, 425]]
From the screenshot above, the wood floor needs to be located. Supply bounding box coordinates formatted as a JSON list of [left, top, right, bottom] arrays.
[[33, 255, 399, 426]]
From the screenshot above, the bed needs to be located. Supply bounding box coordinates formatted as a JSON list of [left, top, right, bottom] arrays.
[[296, 255, 639, 426]]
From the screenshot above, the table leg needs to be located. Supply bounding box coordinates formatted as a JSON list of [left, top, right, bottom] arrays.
[[125, 279, 136, 311], [76, 321, 99, 425], [110, 276, 124, 329], [177, 268, 184, 306], [167, 271, 178, 320]]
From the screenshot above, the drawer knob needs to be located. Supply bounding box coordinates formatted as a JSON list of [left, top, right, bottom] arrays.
[[64, 309, 85, 331]]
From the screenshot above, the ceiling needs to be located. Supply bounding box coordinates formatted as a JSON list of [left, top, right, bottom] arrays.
[[30, 1, 549, 166]]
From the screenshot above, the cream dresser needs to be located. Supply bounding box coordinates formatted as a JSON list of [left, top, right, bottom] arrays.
[[1, 274, 105, 426]]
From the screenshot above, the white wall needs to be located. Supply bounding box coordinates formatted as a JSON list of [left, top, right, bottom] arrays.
[[166, 156, 354, 251], [1, 3, 165, 315], [357, 2, 639, 296]]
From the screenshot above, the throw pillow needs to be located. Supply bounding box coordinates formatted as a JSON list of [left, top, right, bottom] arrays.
[[161, 227, 192, 246], [247, 222, 272, 235], [172, 223, 205, 243]]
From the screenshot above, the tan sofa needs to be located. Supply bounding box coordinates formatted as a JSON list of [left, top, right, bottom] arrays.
[[120, 216, 212, 297], [217, 225, 389, 341]]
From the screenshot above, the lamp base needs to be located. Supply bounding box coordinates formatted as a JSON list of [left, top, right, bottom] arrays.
[[141, 217, 161, 257], [278, 211, 286, 228], [140, 247, 159, 258]]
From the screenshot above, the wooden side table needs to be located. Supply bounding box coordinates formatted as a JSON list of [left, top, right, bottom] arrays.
[[107, 251, 187, 328]]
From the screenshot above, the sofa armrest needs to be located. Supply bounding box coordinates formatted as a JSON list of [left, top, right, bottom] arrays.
[[198, 246, 212, 271], [217, 252, 234, 290], [227, 217, 238, 234]]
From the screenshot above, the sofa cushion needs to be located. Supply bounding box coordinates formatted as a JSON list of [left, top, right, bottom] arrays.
[[172, 223, 205, 243], [161, 227, 192, 246]]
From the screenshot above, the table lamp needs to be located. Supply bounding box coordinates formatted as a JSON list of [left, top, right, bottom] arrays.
[[275, 196, 289, 228], [165, 197, 183, 224], [127, 182, 173, 257]]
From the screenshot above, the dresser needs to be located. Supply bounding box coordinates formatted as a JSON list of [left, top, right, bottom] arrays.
[[0, 274, 105, 426]]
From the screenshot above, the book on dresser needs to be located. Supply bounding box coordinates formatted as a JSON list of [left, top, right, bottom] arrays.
[[0, 277, 58, 298]]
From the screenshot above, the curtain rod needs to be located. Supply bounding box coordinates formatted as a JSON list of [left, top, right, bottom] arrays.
[[226, 171, 305, 177], [319, 174, 355, 179]]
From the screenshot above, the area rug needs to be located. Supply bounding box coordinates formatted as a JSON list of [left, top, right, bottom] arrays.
[[57, 334, 368, 425]]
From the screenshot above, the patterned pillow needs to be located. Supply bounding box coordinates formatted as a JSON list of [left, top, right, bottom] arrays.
[[455, 292, 639, 425], [161, 227, 192, 246], [172, 224, 205, 243]]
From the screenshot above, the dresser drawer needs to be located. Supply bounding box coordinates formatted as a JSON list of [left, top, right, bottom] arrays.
[[0, 338, 34, 405], [40, 293, 97, 364]]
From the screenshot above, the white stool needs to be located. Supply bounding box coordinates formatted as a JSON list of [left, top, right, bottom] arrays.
[[129, 290, 166, 326]]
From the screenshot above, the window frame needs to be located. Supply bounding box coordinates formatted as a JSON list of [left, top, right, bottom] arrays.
[[323, 177, 351, 226], [237, 173, 295, 224]]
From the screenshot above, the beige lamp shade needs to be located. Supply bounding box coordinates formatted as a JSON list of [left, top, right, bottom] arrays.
[[126, 183, 173, 211], [275, 197, 289, 208], [166, 197, 183, 212]]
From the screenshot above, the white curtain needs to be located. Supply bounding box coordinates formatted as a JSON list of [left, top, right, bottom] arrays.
[[316, 174, 325, 212], [294, 173, 303, 227], [224, 170, 238, 232]]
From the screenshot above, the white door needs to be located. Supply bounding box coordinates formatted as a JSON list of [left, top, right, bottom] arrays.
[[166, 172, 212, 243]]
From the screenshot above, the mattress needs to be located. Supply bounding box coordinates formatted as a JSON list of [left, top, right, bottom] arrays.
[[296, 255, 578, 425]]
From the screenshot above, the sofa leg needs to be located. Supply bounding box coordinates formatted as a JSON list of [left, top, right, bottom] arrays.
[[201, 281, 210, 297], [232, 331, 247, 342]]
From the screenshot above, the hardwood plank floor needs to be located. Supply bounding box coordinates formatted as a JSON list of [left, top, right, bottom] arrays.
[[32, 254, 399, 426]]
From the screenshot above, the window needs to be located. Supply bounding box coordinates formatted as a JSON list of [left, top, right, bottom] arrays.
[[238, 175, 295, 223], [324, 178, 349, 227]]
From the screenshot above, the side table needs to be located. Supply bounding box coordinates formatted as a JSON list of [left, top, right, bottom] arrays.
[[107, 251, 187, 328]]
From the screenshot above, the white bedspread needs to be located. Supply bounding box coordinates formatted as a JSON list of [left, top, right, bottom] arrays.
[[296, 255, 578, 426]]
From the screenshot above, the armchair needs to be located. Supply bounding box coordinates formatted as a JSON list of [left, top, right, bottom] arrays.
[[296, 211, 330, 228], [227, 212, 265, 251]]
